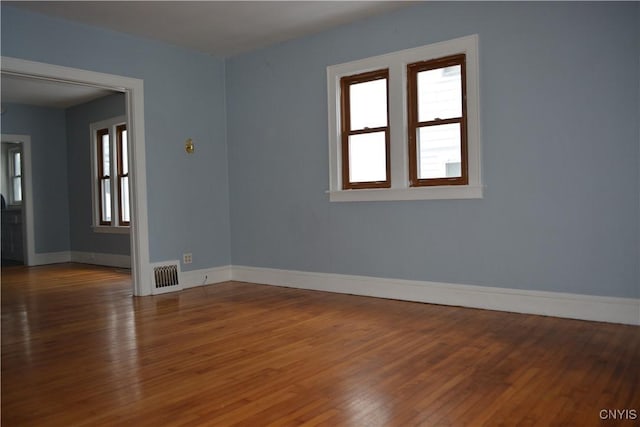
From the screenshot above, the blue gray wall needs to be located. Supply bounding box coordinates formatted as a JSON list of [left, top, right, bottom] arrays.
[[0, 103, 71, 253], [226, 2, 640, 298], [2, 2, 638, 299], [65, 93, 129, 255], [1, 5, 231, 270]]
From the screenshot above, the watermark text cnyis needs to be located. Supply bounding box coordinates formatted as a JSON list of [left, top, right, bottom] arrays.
[[599, 409, 637, 421]]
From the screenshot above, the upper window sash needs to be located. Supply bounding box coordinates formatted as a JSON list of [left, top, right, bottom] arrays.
[[327, 34, 482, 202]]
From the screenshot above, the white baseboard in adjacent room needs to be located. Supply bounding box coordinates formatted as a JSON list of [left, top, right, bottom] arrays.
[[29, 251, 71, 266], [26, 251, 130, 268], [70, 251, 131, 268], [231, 265, 640, 326]]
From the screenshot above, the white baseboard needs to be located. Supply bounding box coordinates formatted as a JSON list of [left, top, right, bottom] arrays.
[[231, 265, 640, 326], [26, 257, 636, 325], [71, 251, 131, 268], [26, 251, 131, 268], [28, 251, 71, 266], [181, 265, 232, 289]]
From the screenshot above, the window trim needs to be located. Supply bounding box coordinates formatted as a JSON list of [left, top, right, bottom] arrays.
[[90, 116, 130, 233], [327, 34, 482, 202]]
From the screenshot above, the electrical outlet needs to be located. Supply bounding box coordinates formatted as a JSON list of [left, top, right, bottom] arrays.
[[183, 253, 192, 264]]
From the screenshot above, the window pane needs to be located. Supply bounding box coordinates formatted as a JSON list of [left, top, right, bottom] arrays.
[[417, 123, 461, 179], [349, 78, 387, 130], [120, 176, 130, 223], [13, 152, 21, 176], [12, 177, 22, 202], [101, 178, 111, 222], [348, 131, 386, 183], [102, 133, 110, 175], [417, 65, 462, 122], [121, 129, 128, 175]]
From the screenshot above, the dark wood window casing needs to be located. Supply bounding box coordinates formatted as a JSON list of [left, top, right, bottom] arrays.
[[407, 54, 468, 187], [340, 69, 391, 190]]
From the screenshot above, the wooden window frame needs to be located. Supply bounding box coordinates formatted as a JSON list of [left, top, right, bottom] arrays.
[[340, 69, 391, 190], [96, 128, 111, 226], [407, 54, 468, 187], [116, 124, 130, 226]]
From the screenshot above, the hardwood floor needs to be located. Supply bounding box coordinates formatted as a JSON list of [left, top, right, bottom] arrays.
[[1, 264, 638, 426]]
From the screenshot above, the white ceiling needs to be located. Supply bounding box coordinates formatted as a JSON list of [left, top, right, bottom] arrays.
[[7, 1, 413, 57], [1, 74, 115, 109], [2, 1, 412, 108]]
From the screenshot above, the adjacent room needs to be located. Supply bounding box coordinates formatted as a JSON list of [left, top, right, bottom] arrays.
[[1, 1, 639, 426]]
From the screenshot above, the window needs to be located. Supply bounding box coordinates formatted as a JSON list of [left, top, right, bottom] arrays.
[[327, 35, 482, 202], [96, 128, 111, 225], [8, 147, 22, 204], [116, 125, 130, 226], [407, 54, 467, 186], [91, 116, 130, 231], [340, 69, 390, 189]]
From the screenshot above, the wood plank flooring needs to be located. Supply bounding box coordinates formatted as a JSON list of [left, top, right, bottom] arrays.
[[1, 263, 639, 426]]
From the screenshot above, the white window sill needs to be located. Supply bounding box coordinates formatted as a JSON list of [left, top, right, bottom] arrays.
[[92, 225, 130, 234], [328, 185, 484, 202]]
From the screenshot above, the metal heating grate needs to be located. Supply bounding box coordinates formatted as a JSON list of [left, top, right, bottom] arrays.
[[153, 264, 180, 289]]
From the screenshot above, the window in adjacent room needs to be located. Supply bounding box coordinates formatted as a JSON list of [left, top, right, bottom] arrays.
[[96, 127, 111, 225], [91, 116, 130, 232], [8, 147, 22, 204], [116, 124, 130, 226]]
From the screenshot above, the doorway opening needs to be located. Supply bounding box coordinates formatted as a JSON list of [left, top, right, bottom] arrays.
[[1, 57, 151, 296], [1, 140, 25, 266]]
